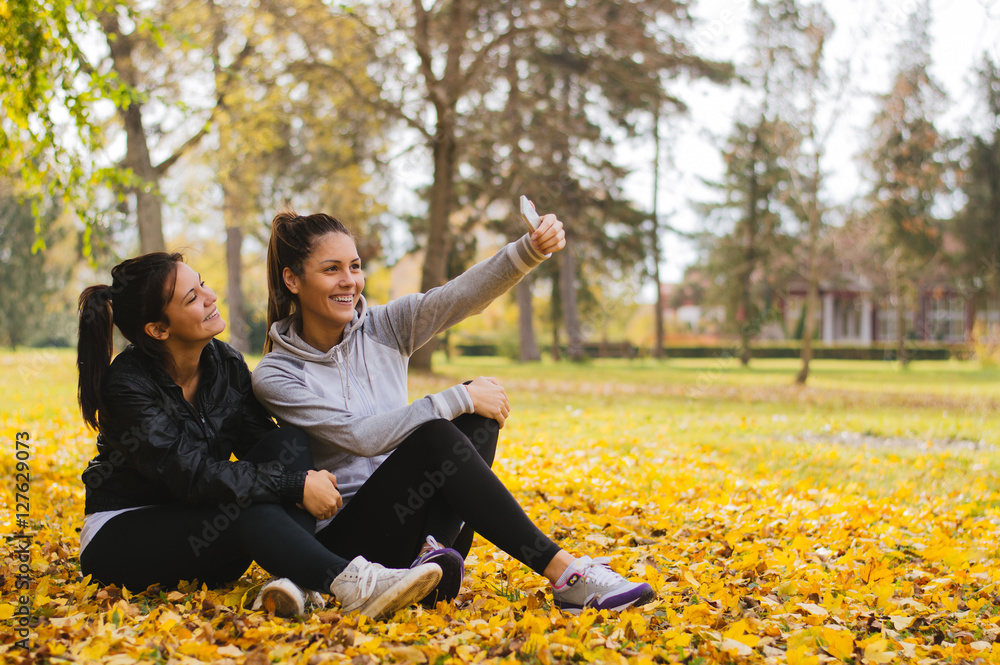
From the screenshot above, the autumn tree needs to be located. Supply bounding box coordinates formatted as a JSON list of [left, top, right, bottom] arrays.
[[454, 0, 731, 362], [200, 0, 383, 351], [94, 1, 234, 253], [955, 55, 1000, 309], [110, 0, 384, 351], [863, 1, 949, 365], [0, 181, 66, 347], [322, 0, 730, 369], [701, 116, 795, 365], [0, 0, 127, 249], [699, 1, 810, 365], [751, 0, 837, 385]]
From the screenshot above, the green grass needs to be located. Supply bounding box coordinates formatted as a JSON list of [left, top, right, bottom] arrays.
[[423, 355, 1000, 500], [5, 349, 998, 501]]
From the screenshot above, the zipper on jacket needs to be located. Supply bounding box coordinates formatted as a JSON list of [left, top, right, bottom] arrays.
[[195, 395, 216, 439], [177, 388, 215, 440]]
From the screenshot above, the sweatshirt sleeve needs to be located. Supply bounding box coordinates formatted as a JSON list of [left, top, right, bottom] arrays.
[[377, 233, 547, 356], [252, 359, 475, 458]]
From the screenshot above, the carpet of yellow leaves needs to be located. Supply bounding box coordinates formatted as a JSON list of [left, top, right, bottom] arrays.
[[2, 351, 1000, 664]]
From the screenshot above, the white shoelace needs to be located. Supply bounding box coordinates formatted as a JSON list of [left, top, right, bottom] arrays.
[[579, 557, 624, 588], [354, 562, 380, 600]]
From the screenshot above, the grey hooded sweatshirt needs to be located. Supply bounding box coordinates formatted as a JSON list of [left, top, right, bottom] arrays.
[[251, 233, 548, 512]]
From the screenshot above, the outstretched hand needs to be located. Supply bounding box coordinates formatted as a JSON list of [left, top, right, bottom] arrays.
[[300, 469, 342, 520], [530, 213, 566, 256], [466, 376, 510, 428]]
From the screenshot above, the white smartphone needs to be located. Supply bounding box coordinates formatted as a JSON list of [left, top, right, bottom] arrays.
[[519, 195, 540, 231]]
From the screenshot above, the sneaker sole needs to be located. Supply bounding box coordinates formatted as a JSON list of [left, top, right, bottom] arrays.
[[262, 587, 305, 617], [360, 563, 442, 620]]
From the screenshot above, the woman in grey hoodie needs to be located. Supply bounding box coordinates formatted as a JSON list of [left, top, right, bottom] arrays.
[[252, 209, 654, 615]]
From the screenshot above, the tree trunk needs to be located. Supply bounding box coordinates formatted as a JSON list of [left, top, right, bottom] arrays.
[[796, 208, 820, 385], [410, 110, 457, 372], [651, 110, 664, 359], [516, 277, 540, 361], [127, 107, 167, 254], [896, 283, 909, 367], [560, 236, 584, 362], [551, 270, 562, 361], [553, 74, 583, 362], [224, 182, 248, 353], [795, 105, 823, 385], [653, 243, 664, 359], [99, 11, 166, 254], [739, 127, 764, 367]]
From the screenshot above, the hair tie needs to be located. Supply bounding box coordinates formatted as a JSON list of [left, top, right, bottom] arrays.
[[101, 285, 114, 305]]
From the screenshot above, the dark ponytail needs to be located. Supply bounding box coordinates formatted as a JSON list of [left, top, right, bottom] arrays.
[[77, 252, 184, 431], [264, 210, 353, 354], [77, 286, 114, 430]]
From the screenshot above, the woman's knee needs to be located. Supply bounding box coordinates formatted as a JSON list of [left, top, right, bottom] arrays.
[[406, 419, 478, 462], [451, 413, 499, 465]]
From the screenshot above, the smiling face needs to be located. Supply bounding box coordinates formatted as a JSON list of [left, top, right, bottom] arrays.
[[148, 262, 227, 346], [283, 232, 364, 351]]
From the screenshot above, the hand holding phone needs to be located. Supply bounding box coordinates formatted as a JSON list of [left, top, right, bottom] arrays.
[[519, 195, 540, 231]]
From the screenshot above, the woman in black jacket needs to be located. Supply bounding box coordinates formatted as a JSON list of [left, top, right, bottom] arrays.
[[76, 252, 441, 619]]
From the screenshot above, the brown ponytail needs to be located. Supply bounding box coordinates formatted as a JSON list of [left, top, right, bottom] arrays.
[[264, 210, 353, 354], [76, 252, 184, 431]]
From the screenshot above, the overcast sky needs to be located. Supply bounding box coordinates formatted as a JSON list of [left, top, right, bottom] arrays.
[[627, 0, 1000, 289]]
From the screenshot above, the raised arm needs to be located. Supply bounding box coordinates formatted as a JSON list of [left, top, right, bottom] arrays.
[[379, 217, 564, 357]]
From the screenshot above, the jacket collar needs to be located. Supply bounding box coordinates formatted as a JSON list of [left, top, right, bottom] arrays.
[[124, 339, 222, 389]]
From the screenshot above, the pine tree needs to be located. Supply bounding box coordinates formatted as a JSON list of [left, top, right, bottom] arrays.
[[701, 115, 795, 365], [955, 56, 1000, 308], [864, 1, 949, 365]]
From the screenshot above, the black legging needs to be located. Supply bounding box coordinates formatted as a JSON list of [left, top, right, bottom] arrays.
[[80, 428, 350, 591], [82, 416, 562, 592], [316, 414, 561, 575]]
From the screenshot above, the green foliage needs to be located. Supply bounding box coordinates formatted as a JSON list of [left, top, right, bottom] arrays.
[[0, 183, 67, 348], [954, 55, 1000, 297], [865, 3, 949, 263], [699, 116, 797, 343], [0, 0, 127, 244]]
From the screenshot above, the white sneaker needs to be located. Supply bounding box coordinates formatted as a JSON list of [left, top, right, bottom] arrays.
[[551, 556, 655, 614], [252, 578, 325, 617], [330, 555, 442, 620]]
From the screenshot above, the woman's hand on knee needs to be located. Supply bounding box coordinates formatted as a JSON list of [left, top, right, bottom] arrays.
[[301, 469, 343, 520], [466, 376, 510, 428]]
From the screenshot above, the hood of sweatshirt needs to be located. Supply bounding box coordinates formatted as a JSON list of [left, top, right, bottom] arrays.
[[267, 294, 369, 361]]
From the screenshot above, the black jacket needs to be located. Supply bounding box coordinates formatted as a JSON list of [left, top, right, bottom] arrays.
[[82, 339, 305, 513]]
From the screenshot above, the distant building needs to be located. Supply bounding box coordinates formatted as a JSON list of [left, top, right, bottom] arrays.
[[659, 282, 723, 336], [780, 277, 996, 344]]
